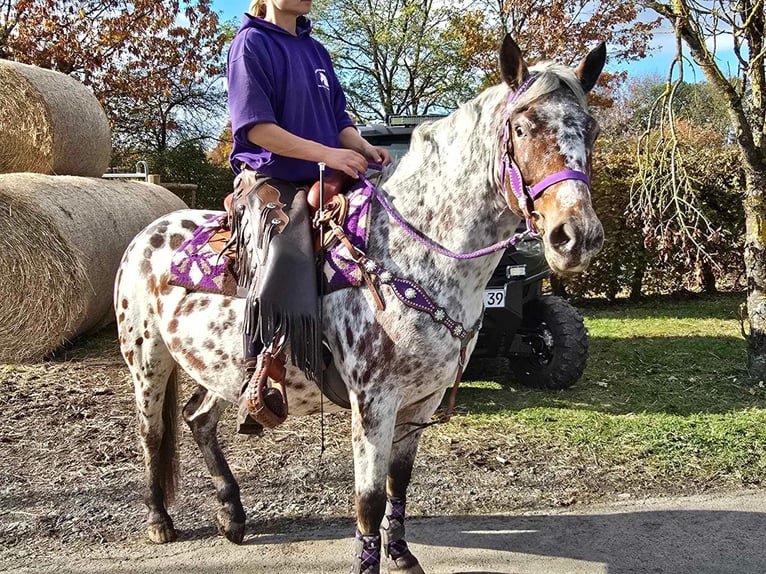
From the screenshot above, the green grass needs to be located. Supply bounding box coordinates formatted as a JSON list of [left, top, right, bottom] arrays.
[[454, 293, 766, 491]]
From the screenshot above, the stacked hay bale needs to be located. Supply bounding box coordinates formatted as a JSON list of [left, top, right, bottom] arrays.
[[0, 60, 112, 177], [0, 62, 188, 363]]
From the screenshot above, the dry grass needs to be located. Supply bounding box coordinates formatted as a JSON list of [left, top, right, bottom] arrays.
[[0, 60, 111, 177]]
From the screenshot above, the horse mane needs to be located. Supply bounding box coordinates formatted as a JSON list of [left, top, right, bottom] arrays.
[[404, 61, 587, 163], [515, 61, 587, 110]]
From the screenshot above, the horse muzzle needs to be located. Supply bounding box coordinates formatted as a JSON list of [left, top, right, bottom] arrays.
[[543, 216, 604, 274]]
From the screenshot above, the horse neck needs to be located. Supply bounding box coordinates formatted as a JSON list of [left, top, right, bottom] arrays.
[[370, 85, 520, 321]]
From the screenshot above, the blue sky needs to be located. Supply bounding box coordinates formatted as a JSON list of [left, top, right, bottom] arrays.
[[210, 2, 734, 82]]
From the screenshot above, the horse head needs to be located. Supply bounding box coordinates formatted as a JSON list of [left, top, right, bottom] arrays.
[[499, 35, 606, 274]]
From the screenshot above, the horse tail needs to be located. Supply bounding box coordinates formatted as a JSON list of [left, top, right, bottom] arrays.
[[159, 366, 179, 506]]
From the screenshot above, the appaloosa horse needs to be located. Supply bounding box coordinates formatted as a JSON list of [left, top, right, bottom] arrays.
[[115, 36, 605, 573]]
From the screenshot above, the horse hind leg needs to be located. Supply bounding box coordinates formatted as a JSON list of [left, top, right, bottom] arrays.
[[183, 386, 246, 544], [382, 390, 445, 574], [132, 359, 180, 544]]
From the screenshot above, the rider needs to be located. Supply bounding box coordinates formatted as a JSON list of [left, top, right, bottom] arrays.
[[227, 0, 391, 433]]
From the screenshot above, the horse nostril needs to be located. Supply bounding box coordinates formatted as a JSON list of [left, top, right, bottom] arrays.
[[549, 222, 574, 252]]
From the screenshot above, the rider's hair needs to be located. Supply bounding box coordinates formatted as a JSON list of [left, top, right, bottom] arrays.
[[248, 0, 266, 17]]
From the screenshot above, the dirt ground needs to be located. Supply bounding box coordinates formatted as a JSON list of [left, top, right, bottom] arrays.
[[0, 327, 730, 572]]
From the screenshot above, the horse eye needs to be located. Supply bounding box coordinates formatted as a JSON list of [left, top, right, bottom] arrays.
[[514, 125, 525, 138]]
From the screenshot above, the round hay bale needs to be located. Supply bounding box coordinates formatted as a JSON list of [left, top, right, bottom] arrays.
[[0, 174, 187, 363], [0, 60, 112, 177]]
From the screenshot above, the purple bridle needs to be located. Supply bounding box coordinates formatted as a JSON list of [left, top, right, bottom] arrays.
[[500, 74, 592, 230]]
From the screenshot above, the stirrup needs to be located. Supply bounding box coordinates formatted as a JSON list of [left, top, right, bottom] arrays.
[[239, 347, 288, 430], [236, 405, 265, 435]]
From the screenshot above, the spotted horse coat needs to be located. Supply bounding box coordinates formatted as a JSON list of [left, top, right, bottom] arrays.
[[115, 35, 606, 574]]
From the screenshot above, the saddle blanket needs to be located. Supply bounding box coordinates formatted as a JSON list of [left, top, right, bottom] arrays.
[[168, 179, 375, 297]]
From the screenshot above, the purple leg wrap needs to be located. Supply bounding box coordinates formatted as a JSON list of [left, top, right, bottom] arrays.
[[381, 497, 416, 564], [353, 530, 381, 574]]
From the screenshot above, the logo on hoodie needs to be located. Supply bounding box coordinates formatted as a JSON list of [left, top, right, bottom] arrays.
[[315, 69, 330, 91]]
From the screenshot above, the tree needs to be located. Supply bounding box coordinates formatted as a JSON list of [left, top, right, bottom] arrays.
[[312, 0, 479, 121], [639, 0, 766, 380], [1, 0, 228, 154], [451, 0, 661, 90]]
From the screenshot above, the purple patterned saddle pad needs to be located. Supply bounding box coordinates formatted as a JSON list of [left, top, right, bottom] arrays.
[[168, 213, 238, 296], [168, 181, 374, 297]]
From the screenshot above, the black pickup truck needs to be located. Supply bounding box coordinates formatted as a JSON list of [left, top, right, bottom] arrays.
[[360, 121, 588, 389]]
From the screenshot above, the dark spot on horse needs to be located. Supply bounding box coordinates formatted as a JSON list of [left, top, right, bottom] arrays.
[[122, 299, 129, 309], [143, 247, 153, 260], [222, 298, 231, 308], [184, 351, 206, 371], [157, 301, 164, 315], [170, 338, 182, 351], [168, 319, 178, 333], [118, 313, 125, 323], [143, 389, 151, 398], [159, 275, 173, 295], [181, 219, 197, 231], [220, 353, 229, 361], [150, 234, 165, 249], [199, 299, 210, 309], [293, 382, 305, 390], [215, 348, 223, 355], [144, 330, 150, 339], [126, 351, 134, 365], [149, 276, 159, 297], [144, 320, 149, 328], [182, 300, 197, 315], [204, 340, 215, 350], [170, 234, 184, 250], [140, 259, 151, 277], [345, 326, 354, 349], [136, 337, 144, 346]]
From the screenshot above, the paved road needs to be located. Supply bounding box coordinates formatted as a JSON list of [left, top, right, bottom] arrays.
[[5, 490, 766, 573]]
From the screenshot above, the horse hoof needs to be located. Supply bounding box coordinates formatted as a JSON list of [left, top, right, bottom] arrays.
[[216, 509, 246, 544], [147, 521, 177, 544], [388, 556, 425, 574]]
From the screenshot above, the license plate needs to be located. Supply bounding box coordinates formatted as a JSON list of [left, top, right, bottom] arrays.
[[484, 288, 505, 308]]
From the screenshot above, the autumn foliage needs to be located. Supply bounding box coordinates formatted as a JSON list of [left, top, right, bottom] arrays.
[[1, 0, 228, 152]]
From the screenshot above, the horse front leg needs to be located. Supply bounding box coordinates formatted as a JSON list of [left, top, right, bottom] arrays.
[[182, 386, 246, 544], [382, 391, 444, 574], [350, 390, 398, 574]]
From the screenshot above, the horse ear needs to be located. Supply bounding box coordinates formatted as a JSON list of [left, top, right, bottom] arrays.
[[499, 34, 529, 90], [575, 42, 606, 93]]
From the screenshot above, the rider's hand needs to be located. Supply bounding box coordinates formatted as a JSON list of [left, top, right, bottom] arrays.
[[364, 144, 392, 166], [325, 148, 368, 178]]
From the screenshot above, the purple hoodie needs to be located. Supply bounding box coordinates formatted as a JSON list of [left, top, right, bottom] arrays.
[[227, 14, 355, 181]]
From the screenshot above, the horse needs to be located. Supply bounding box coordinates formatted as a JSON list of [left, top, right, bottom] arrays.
[[114, 35, 606, 574]]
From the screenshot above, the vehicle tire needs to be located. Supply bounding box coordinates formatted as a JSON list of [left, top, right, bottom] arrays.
[[510, 296, 588, 390]]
